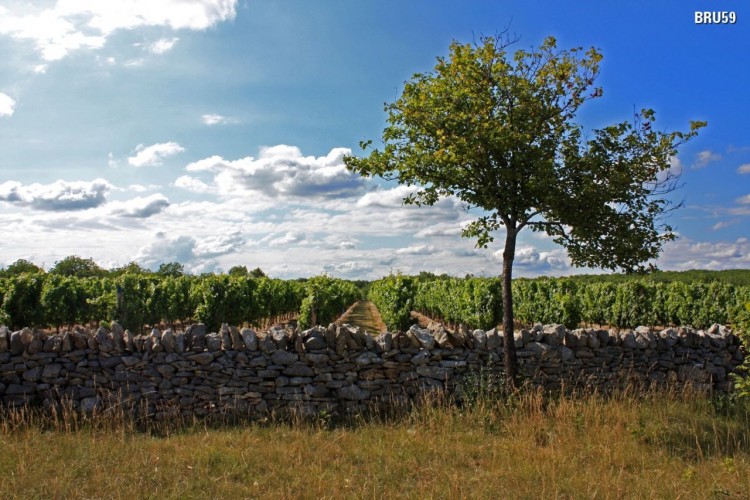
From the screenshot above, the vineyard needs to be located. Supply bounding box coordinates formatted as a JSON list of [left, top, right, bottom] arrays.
[[0, 273, 360, 334], [368, 274, 750, 332], [2, 269, 750, 336]]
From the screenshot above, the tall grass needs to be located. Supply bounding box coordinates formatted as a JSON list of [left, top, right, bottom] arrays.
[[1, 386, 749, 498]]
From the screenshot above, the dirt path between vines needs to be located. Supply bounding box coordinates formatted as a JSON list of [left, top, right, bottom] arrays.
[[337, 300, 387, 335]]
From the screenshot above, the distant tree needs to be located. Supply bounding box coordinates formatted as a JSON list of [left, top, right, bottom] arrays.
[[50, 255, 105, 278], [249, 267, 267, 278], [110, 261, 149, 276], [1, 259, 44, 277], [228, 265, 249, 276], [157, 262, 185, 277], [345, 34, 704, 387]]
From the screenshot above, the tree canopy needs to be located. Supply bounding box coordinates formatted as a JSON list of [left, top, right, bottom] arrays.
[[345, 34, 705, 385], [49, 255, 106, 278]]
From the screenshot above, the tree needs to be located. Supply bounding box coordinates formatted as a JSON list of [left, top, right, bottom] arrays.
[[1, 259, 44, 277], [50, 255, 105, 278], [110, 261, 149, 276], [157, 262, 185, 277], [344, 35, 705, 387], [249, 267, 267, 278], [228, 265, 249, 276]]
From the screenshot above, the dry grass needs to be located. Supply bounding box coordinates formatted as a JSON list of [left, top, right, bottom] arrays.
[[337, 300, 387, 335], [1, 388, 749, 499]]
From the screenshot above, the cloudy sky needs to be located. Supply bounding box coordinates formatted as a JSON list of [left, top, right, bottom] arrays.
[[0, 0, 748, 278]]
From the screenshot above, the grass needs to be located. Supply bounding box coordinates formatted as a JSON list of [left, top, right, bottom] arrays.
[[1, 388, 750, 498], [337, 300, 387, 335]]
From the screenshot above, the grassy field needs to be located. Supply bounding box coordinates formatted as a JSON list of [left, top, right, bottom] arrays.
[[2, 387, 750, 499]]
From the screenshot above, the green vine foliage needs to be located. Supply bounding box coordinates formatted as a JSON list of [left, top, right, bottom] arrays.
[[369, 275, 750, 331], [367, 274, 417, 331], [731, 303, 750, 400], [297, 275, 361, 329]]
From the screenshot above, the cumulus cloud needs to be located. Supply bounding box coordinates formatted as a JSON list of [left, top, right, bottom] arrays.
[[128, 142, 184, 167], [738, 164, 750, 175], [0, 178, 111, 211], [185, 145, 368, 200], [128, 184, 160, 193], [149, 37, 179, 54], [339, 240, 356, 250], [323, 261, 374, 277], [0, 1, 237, 61], [201, 113, 236, 125], [0, 92, 16, 117], [658, 238, 750, 270], [692, 150, 722, 169], [357, 184, 418, 208], [174, 175, 213, 194], [262, 231, 306, 247], [110, 194, 170, 218], [134, 231, 243, 271], [415, 221, 472, 238], [396, 244, 437, 255], [494, 246, 569, 271]]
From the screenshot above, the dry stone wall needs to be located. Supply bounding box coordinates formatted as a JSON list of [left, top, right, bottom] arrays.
[[0, 321, 745, 416]]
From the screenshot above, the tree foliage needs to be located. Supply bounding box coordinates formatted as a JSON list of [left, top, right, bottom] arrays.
[[346, 34, 705, 385], [50, 255, 106, 278]]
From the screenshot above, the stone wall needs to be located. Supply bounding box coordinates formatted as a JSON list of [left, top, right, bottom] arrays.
[[0, 321, 745, 416]]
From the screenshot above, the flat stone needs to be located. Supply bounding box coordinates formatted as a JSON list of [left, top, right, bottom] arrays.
[[472, 329, 487, 349], [305, 336, 327, 351], [10, 331, 24, 355], [416, 365, 453, 380], [42, 363, 63, 378], [486, 328, 502, 349], [188, 352, 215, 365], [22, 366, 42, 382], [283, 363, 314, 377], [6, 383, 34, 395], [338, 384, 370, 401], [408, 325, 435, 350], [271, 350, 298, 365]]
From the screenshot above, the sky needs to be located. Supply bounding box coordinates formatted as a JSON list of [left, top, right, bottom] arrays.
[[0, 0, 748, 279]]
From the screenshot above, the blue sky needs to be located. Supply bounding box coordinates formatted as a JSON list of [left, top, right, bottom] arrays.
[[0, 0, 748, 278]]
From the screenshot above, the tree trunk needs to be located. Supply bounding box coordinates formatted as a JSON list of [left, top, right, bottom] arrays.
[[502, 229, 519, 389]]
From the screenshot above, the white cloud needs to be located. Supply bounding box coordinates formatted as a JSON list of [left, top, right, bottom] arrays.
[[711, 220, 739, 231], [323, 261, 374, 276], [415, 220, 471, 238], [692, 150, 722, 169], [128, 142, 184, 167], [201, 113, 236, 125], [0, 92, 16, 117], [737, 194, 750, 205], [494, 246, 569, 271], [263, 231, 306, 247], [396, 244, 437, 255], [0, 178, 111, 211], [357, 184, 418, 208], [128, 184, 160, 193], [185, 145, 368, 200], [135, 231, 243, 272], [658, 238, 750, 270], [149, 37, 179, 54], [737, 164, 750, 175], [339, 240, 356, 250], [110, 194, 170, 218], [0, 1, 238, 61], [174, 175, 213, 194]]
